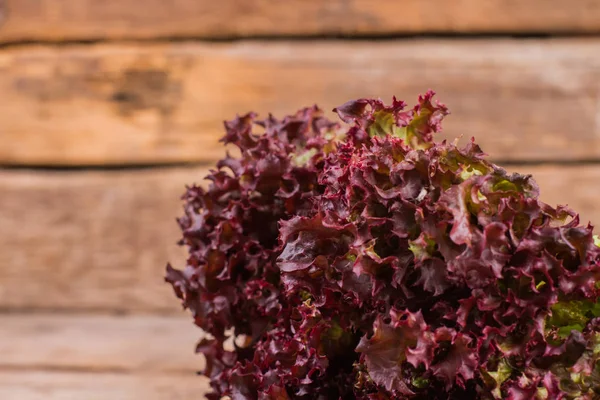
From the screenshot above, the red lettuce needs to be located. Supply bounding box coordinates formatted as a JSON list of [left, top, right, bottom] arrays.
[[166, 92, 600, 399]]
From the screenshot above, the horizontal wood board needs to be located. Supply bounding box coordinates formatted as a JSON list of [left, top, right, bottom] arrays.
[[1, 40, 600, 165], [0, 164, 599, 313], [0, 372, 209, 400], [1, 0, 600, 43], [0, 314, 210, 398], [0, 167, 210, 313], [0, 314, 203, 373]]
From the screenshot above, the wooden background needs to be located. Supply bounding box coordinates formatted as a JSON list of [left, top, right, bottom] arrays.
[[1, 1, 600, 398]]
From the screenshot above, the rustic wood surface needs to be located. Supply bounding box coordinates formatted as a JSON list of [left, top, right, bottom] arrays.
[[0, 167, 209, 313], [2, 3, 600, 398], [0, 314, 202, 373], [1, 40, 600, 166], [0, 314, 210, 399], [1, 0, 600, 43], [0, 372, 209, 400], [0, 164, 598, 313]]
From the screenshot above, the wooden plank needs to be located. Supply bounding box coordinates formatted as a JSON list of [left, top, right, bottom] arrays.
[[0, 314, 203, 373], [1, 165, 600, 313], [515, 164, 600, 227], [0, 371, 209, 400], [1, 0, 600, 43], [0, 40, 600, 165], [0, 167, 210, 313], [0, 314, 210, 399]]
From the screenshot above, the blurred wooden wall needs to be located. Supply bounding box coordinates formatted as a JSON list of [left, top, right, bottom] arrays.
[[1, 1, 600, 398]]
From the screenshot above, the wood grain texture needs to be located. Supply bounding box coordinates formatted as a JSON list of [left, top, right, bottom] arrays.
[[0, 314, 203, 373], [0, 167, 210, 313], [0, 314, 209, 399], [0, 314, 204, 374], [1, 40, 600, 166], [1, 0, 600, 43], [1, 164, 599, 313], [0, 371, 209, 400]]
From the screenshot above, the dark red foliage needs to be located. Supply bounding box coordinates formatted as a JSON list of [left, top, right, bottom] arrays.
[[166, 92, 600, 399]]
